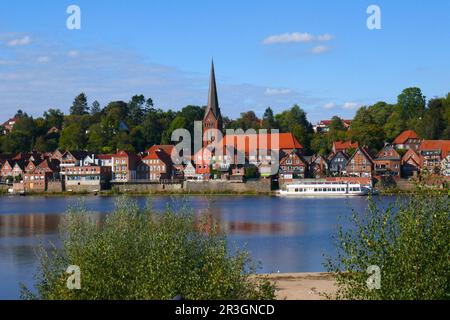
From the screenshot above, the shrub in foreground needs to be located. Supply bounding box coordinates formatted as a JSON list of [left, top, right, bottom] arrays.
[[22, 197, 275, 300], [325, 191, 449, 300]]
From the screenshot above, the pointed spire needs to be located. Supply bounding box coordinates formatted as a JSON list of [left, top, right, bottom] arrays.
[[205, 60, 220, 119]]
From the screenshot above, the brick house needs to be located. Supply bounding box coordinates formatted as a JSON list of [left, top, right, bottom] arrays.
[[111, 150, 139, 181], [328, 151, 349, 176], [374, 144, 401, 177], [313, 119, 352, 133], [278, 150, 308, 179], [60, 151, 90, 175], [0, 160, 15, 181], [332, 140, 359, 154], [420, 140, 450, 175], [345, 147, 374, 178], [308, 155, 329, 178], [401, 149, 423, 178], [140, 148, 173, 181], [23, 159, 60, 192], [393, 130, 421, 151], [1, 118, 17, 134]]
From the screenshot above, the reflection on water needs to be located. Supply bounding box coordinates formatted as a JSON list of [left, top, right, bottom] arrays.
[[0, 195, 397, 299]]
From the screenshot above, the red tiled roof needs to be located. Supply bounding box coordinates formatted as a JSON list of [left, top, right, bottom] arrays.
[[221, 132, 303, 152], [320, 119, 352, 126], [145, 145, 175, 156], [333, 140, 359, 150], [393, 130, 419, 145], [420, 140, 450, 156], [1, 117, 17, 127]]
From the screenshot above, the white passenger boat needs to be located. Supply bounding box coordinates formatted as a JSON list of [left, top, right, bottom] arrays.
[[278, 181, 373, 196]]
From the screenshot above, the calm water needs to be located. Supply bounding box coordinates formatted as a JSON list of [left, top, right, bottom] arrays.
[[0, 195, 397, 299]]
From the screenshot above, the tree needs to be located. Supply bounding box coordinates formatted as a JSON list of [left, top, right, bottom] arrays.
[[43, 108, 64, 129], [70, 93, 89, 116], [128, 95, 146, 125], [21, 198, 275, 300], [262, 107, 276, 129], [231, 111, 261, 131], [325, 191, 450, 299], [418, 98, 446, 139], [397, 87, 426, 119], [90, 101, 101, 115], [59, 122, 86, 150]]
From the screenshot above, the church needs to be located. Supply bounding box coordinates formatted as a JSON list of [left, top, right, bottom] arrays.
[[196, 62, 303, 180]]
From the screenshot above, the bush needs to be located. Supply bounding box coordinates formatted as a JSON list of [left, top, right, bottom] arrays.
[[21, 197, 275, 300], [324, 191, 450, 299]]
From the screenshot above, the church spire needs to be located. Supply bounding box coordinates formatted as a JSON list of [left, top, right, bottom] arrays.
[[205, 60, 220, 119]]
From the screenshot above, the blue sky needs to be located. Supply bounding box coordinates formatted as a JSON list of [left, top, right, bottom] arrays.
[[0, 0, 449, 123]]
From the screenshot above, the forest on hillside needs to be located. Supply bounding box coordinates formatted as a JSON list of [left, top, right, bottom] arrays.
[[1, 87, 449, 156]]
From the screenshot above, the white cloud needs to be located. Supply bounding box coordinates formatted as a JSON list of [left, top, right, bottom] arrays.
[[7, 35, 31, 47], [265, 88, 292, 96], [263, 32, 333, 45], [36, 56, 50, 63], [67, 50, 79, 58], [323, 102, 336, 109], [317, 34, 333, 41], [311, 45, 330, 54], [343, 102, 360, 109]]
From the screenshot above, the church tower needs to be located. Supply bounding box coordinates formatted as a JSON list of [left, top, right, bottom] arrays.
[[203, 61, 223, 146]]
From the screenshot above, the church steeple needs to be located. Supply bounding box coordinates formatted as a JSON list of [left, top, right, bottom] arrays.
[[203, 60, 223, 146], [204, 60, 221, 120]]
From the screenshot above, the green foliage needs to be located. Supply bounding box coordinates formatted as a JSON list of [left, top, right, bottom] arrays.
[[70, 93, 89, 116], [21, 197, 275, 300], [244, 165, 259, 179], [1, 88, 449, 156], [59, 122, 86, 150], [325, 191, 450, 300]]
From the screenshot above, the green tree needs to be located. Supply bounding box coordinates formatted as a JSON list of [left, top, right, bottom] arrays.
[[70, 93, 89, 116], [43, 109, 64, 129], [59, 122, 86, 150], [397, 87, 426, 119], [262, 107, 276, 129], [21, 198, 275, 300], [128, 95, 146, 125], [90, 101, 101, 115], [325, 191, 450, 300]]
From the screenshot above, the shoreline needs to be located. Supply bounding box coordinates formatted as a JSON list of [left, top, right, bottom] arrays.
[[261, 272, 336, 300]]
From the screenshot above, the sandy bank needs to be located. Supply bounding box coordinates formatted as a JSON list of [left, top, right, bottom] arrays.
[[261, 272, 336, 300]]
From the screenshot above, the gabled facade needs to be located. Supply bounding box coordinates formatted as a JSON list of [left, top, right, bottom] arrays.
[[140, 148, 173, 181], [401, 148, 422, 178], [374, 144, 401, 177], [328, 151, 349, 176], [23, 159, 60, 192], [0, 160, 14, 180], [345, 147, 374, 178], [279, 150, 308, 179], [308, 155, 329, 179], [1, 118, 17, 134], [111, 150, 138, 181], [393, 130, 421, 151]]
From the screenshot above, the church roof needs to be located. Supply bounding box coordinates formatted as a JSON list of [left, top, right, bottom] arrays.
[[204, 61, 221, 120]]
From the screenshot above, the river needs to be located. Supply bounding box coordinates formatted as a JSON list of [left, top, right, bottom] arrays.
[[0, 194, 398, 299]]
